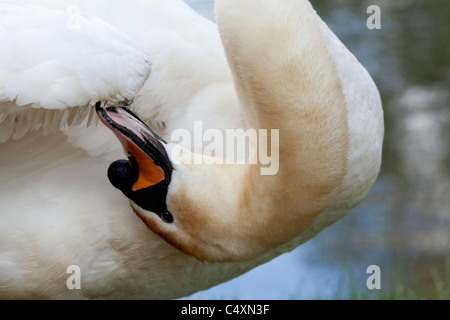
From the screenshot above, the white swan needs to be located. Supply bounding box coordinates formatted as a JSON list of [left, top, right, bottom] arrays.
[[0, 0, 384, 299]]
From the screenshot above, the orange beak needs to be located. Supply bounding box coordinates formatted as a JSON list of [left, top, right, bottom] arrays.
[[96, 103, 172, 192]]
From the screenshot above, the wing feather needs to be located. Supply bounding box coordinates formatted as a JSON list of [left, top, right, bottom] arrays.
[[0, 3, 151, 141]]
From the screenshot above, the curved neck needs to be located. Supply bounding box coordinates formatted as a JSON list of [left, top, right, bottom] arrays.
[[215, 0, 351, 256]]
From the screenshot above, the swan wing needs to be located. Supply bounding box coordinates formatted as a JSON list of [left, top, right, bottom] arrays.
[[0, 3, 152, 142]]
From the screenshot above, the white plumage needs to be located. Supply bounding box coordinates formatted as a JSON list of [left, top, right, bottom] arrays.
[[0, 3, 152, 142], [0, 0, 383, 299]]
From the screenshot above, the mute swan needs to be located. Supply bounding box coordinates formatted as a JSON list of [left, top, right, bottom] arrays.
[[0, 0, 384, 299]]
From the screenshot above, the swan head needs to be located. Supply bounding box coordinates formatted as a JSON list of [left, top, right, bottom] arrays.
[[96, 104, 175, 224], [97, 104, 254, 262], [94, 0, 384, 264]]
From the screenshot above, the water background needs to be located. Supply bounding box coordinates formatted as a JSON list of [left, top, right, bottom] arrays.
[[184, 0, 450, 299]]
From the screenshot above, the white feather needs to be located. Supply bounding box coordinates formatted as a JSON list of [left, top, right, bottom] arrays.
[[0, 0, 384, 299], [0, 2, 151, 141]]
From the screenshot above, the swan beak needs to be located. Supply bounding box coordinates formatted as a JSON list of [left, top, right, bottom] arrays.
[[95, 103, 172, 194]]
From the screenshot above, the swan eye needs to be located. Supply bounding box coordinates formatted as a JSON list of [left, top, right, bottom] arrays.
[[161, 211, 174, 224]]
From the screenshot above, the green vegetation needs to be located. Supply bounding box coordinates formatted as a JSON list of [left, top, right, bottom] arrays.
[[333, 260, 449, 300]]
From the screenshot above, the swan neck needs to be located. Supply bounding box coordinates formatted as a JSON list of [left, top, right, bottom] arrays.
[[215, 0, 351, 256]]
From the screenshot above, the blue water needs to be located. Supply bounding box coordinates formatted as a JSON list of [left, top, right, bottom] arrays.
[[184, 183, 387, 300]]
